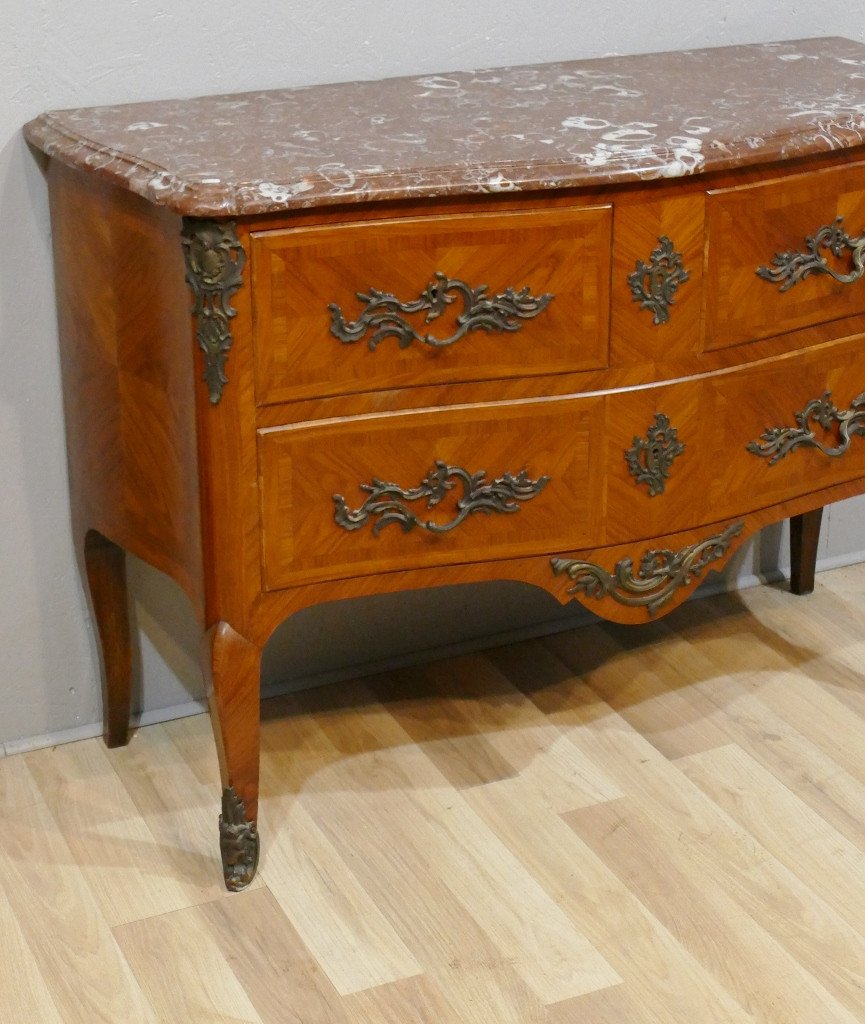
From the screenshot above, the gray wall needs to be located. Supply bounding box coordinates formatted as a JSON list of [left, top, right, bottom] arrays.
[[2, 3, 864, 752]]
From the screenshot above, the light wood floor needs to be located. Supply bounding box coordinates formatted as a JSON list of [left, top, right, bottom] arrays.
[[4, 565, 865, 1023]]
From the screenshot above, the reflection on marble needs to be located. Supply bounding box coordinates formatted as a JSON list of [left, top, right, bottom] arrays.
[[23, 37, 865, 217]]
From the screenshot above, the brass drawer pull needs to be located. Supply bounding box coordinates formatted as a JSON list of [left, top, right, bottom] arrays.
[[328, 271, 554, 351], [756, 217, 865, 292], [625, 413, 685, 496], [333, 460, 550, 536], [747, 390, 865, 464], [552, 521, 743, 617], [628, 236, 689, 325]]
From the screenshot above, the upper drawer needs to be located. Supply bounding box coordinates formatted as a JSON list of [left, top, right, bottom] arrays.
[[705, 162, 865, 351], [251, 206, 612, 404]]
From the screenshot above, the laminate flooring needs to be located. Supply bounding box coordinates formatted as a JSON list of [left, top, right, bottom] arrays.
[[3, 564, 865, 1022]]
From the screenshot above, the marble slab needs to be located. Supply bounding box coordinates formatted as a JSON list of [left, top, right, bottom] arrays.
[[24, 36, 865, 217]]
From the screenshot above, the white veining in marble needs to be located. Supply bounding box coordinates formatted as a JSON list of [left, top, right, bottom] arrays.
[[23, 37, 865, 216]]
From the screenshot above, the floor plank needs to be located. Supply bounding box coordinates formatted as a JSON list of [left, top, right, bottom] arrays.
[[0, 756, 158, 1023], [113, 903, 264, 1024], [570, 795, 861, 1024], [26, 737, 210, 925]]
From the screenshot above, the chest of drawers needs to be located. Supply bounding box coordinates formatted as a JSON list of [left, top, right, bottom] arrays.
[[25, 36, 865, 889]]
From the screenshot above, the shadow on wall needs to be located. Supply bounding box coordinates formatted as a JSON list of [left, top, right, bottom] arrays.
[[128, 528, 780, 714], [129, 557, 589, 711]]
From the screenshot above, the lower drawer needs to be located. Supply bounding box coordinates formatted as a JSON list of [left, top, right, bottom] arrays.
[[259, 399, 606, 588], [259, 332, 865, 590], [602, 331, 865, 543]]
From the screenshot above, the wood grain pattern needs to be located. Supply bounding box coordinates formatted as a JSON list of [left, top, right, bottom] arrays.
[[113, 905, 265, 1024], [790, 506, 824, 595], [252, 205, 612, 404], [261, 331, 865, 591], [0, 756, 159, 1023], [610, 191, 705, 364], [47, 161, 204, 617], [2, 564, 865, 1020], [107, 722, 263, 900], [82, 530, 133, 747], [258, 396, 604, 588], [251, 309, 865, 429], [246, 473, 865, 643], [202, 622, 261, 821], [25, 738, 211, 926], [705, 160, 865, 350]]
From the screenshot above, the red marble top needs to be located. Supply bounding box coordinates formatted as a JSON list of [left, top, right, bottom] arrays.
[[24, 37, 865, 217]]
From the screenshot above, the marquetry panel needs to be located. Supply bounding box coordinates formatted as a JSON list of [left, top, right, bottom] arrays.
[[251, 205, 612, 404], [610, 192, 705, 364], [258, 398, 605, 589], [705, 333, 865, 516], [604, 332, 865, 540], [602, 382, 707, 541], [705, 161, 865, 350], [47, 162, 204, 614]]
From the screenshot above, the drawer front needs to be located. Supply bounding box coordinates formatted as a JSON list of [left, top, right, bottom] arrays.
[[251, 206, 612, 404], [705, 162, 865, 351], [602, 332, 865, 545], [259, 399, 605, 589], [706, 338, 865, 516], [260, 332, 865, 592]]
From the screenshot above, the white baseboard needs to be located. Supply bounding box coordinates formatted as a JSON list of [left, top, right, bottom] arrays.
[[1, 699, 208, 758]]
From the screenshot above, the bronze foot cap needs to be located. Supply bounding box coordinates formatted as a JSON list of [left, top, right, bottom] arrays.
[[219, 787, 260, 891]]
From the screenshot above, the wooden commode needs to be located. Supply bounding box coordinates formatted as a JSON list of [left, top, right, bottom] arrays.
[[24, 36, 865, 888]]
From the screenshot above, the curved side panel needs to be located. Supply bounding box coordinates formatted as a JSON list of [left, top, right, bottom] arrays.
[[48, 162, 205, 620]]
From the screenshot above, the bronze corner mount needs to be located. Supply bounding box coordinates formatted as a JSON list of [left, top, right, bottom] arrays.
[[181, 219, 247, 405]]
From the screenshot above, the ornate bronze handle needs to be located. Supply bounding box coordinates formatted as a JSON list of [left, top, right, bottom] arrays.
[[627, 236, 689, 325], [333, 460, 550, 536], [746, 390, 865, 464], [756, 217, 865, 292], [551, 521, 743, 616], [328, 271, 554, 351], [624, 413, 685, 496]]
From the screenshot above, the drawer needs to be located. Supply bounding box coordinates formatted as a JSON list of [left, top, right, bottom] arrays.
[[260, 331, 865, 592], [706, 338, 865, 516], [259, 399, 605, 588], [251, 206, 612, 404], [705, 162, 865, 351], [602, 332, 865, 545]]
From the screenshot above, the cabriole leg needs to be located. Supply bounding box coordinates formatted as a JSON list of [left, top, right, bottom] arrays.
[[201, 621, 262, 891], [82, 529, 133, 748], [789, 507, 823, 596]]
